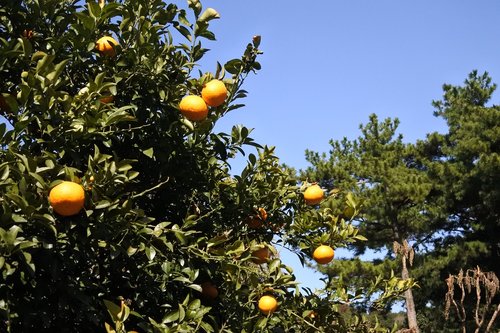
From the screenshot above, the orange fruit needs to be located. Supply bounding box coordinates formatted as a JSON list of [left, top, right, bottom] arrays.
[[312, 245, 334, 265], [247, 208, 267, 229], [252, 246, 270, 264], [99, 95, 114, 104], [258, 295, 278, 315], [201, 79, 227, 107], [96, 36, 119, 57], [257, 207, 268, 221], [201, 281, 219, 299], [304, 184, 324, 205], [179, 95, 208, 121], [49, 181, 85, 216], [247, 216, 263, 229]]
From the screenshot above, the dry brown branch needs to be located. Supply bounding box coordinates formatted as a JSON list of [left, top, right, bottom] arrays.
[[444, 267, 500, 333], [485, 303, 500, 332]]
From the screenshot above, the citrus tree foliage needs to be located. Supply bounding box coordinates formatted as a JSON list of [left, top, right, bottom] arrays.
[[0, 1, 410, 332]]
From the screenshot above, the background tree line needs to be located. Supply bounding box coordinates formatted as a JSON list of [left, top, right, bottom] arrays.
[[301, 70, 500, 332]]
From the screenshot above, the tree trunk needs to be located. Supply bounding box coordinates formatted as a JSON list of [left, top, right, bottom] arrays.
[[401, 254, 419, 333]]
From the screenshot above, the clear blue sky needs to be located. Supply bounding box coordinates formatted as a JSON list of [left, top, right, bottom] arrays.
[[196, 0, 500, 290]]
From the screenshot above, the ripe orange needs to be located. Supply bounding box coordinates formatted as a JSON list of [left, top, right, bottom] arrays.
[[304, 184, 324, 205], [312, 245, 335, 265], [201, 79, 228, 107], [247, 216, 263, 229], [99, 95, 114, 104], [96, 36, 119, 57], [247, 208, 267, 229], [252, 246, 270, 264], [49, 181, 85, 216], [257, 207, 268, 221], [179, 95, 208, 121], [201, 281, 219, 299], [258, 295, 278, 315]]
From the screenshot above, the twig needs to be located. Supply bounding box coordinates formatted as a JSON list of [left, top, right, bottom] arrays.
[[131, 177, 169, 199], [290, 311, 320, 331], [485, 303, 500, 332]]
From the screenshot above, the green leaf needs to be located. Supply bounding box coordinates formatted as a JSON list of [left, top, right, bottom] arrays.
[[36, 54, 56, 74], [94, 200, 111, 209], [19, 37, 32, 58], [178, 304, 186, 322], [103, 299, 129, 323], [0, 163, 9, 181], [255, 317, 268, 329], [87, 1, 101, 19], [104, 108, 133, 126], [225, 240, 245, 255], [5, 193, 29, 210], [75, 12, 96, 30], [187, 0, 202, 17], [175, 25, 192, 41], [94, 72, 106, 86], [163, 309, 180, 324], [198, 8, 220, 23], [354, 235, 368, 241], [46, 59, 69, 82], [268, 259, 280, 272], [31, 51, 47, 62], [145, 246, 156, 261], [180, 118, 194, 131], [142, 147, 154, 158], [224, 59, 242, 75]]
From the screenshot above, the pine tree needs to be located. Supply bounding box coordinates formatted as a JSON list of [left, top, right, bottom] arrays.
[[302, 114, 443, 332], [413, 71, 500, 331]]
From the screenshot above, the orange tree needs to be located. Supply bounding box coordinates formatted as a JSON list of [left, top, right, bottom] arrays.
[[0, 1, 412, 332]]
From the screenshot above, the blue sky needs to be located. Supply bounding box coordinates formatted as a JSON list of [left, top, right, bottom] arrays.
[[195, 1, 500, 291]]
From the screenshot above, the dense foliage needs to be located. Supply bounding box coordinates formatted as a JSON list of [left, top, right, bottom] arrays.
[[0, 1, 411, 332]]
